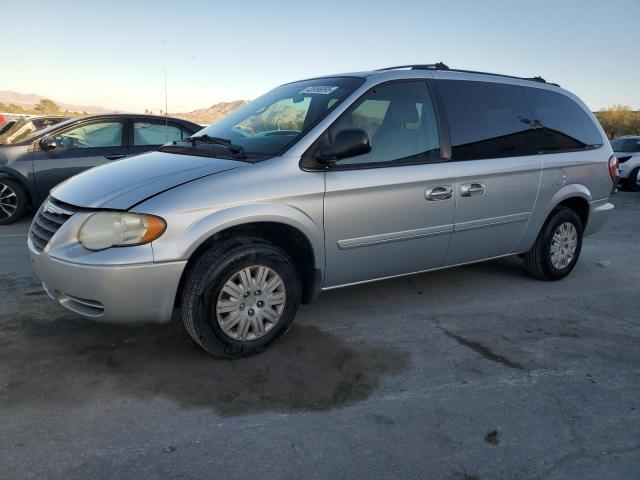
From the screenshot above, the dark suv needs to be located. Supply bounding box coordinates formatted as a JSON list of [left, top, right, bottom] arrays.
[[0, 114, 201, 224]]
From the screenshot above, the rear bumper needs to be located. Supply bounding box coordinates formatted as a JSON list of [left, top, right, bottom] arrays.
[[584, 199, 614, 237], [30, 245, 186, 324]]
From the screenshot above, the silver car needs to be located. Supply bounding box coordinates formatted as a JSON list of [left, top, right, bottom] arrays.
[[611, 135, 640, 191], [28, 64, 617, 357]]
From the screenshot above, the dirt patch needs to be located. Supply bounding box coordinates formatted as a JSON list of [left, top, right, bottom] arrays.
[[0, 316, 411, 416]]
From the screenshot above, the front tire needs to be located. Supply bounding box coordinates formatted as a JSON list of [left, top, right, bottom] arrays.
[[523, 207, 583, 281], [0, 179, 28, 225], [180, 238, 301, 357]]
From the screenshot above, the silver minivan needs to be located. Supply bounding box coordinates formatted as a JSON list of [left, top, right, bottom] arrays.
[[28, 64, 617, 357]]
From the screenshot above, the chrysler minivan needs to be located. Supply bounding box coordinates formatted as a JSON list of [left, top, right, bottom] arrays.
[[28, 64, 616, 357]]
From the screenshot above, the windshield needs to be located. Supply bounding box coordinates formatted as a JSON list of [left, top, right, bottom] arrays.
[[0, 117, 68, 145], [611, 138, 640, 153], [194, 76, 365, 158]]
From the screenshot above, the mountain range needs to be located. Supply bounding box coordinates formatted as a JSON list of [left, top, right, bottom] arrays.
[[173, 100, 249, 125], [0, 90, 249, 124], [0, 90, 116, 114]]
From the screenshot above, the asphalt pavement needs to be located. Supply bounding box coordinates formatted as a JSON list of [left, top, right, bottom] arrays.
[[1, 193, 639, 479]]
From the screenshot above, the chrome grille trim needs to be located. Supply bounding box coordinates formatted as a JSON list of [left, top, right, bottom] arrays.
[[28, 197, 79, 253]]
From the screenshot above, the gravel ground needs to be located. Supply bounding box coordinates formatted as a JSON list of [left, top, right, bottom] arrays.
[[1, 193, 639, 480]]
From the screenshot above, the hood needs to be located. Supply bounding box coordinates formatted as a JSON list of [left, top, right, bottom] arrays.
[[51, 150, 245, 209]]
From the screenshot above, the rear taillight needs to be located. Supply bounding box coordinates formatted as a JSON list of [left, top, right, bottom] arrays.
[[608, 155, 619, 193]]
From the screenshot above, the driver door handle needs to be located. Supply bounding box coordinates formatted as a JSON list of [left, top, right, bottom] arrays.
[[425, 185, 453, 201], [460, 182, 486, 197], [104, 153, 126, 160]]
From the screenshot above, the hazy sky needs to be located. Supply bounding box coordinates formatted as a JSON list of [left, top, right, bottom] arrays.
[[2, 0, 639, 113]]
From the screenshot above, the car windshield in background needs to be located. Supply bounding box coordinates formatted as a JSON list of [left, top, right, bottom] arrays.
[[0, 117, 68, 145], [193, 77, 365, 159], [611, 138, 640, 153]]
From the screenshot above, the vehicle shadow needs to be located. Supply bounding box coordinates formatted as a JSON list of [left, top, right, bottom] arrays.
[[1, 309, 411, 417]]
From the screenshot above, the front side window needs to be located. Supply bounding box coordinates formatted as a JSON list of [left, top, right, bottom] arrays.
[[438, 80, 536, 160], [53, 121, 123, 149], [195, 77, 365, 159], [330, 81, 440, 166], [134, 122, 183, 146], [523, 87, 603, 152]]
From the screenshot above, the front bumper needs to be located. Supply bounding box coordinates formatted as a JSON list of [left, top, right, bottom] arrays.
[[30, 244, 187, 324]]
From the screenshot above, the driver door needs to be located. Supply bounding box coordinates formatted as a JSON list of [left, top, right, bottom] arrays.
[[32, 119, 127, 198], [321, 81, 456, 287]]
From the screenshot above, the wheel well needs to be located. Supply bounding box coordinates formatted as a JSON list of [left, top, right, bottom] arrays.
[[177, 222, 320, 307], [0, 173, 33, 208], [557, 197, 589, 228]]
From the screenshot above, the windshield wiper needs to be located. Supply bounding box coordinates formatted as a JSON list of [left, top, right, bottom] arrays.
[[184, 134, 246, 159]]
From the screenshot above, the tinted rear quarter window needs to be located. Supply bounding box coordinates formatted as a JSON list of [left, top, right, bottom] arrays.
[[437, 80, 536, 160], [523, 87, 603, 152]]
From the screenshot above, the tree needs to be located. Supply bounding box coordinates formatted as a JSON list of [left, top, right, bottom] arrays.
[[595, 105, 640, 139], [8, 104, 25, 114], [34, 99, 60, 114]]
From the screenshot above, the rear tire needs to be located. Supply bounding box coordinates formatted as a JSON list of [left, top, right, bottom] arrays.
[[624, 167, 640, 192], [180, 238, 301, 357], [0, 179, 28, 225], [523, 207, 583, 281]]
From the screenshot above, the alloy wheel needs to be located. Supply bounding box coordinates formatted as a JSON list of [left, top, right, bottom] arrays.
[[0, 182, 18, 220]]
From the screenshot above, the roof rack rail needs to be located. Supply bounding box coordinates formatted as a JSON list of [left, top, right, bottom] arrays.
[[375, 63, 559, 87], [375, 62, 450, 71]]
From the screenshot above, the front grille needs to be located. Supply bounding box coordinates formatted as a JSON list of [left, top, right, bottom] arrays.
[[29, 197, 79, 253]]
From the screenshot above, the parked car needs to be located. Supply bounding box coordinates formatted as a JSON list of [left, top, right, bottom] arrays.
[[0, 119, 18, 136], [28, 64, 616, 357], [0, 114, 201, 224], [0, 115, 68, 145], [611, 136, 640, 191]]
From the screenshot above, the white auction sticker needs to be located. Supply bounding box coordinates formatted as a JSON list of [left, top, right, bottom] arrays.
[[299, 86, 339, 95]]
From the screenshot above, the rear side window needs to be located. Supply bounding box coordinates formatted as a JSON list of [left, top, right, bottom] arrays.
[[523, 87, 603, 152], [133, 122, 183, 145], [437, 80, 535, 160]]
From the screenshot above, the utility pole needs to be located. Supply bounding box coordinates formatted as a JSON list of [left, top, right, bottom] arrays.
[[163, 40, 168, 127]]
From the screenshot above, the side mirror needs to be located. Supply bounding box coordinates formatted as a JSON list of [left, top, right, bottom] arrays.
[[40, 137, 57, 151], [318, 128, 371, 165]]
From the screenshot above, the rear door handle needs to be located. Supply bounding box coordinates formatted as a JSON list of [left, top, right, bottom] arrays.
[[104, 154, 126, 160], [425, 185, 453, 201], [460, 182, 485, 197]]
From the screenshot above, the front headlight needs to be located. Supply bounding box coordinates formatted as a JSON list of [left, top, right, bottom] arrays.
[[78, 212, 166, 251]]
